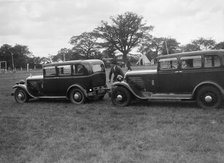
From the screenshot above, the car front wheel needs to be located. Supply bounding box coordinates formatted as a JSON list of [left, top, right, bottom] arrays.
[[14, 88, 29, 103], [111, 86, 131, 106], [70, 88, 86, 104], [196, 86, 222, 109]]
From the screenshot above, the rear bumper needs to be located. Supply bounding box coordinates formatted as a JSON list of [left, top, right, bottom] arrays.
[[87, 87, 110, 97]]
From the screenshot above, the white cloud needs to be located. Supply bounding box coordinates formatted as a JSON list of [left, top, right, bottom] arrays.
[[0, 0, 223, 57]]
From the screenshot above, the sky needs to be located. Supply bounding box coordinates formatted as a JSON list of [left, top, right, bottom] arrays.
[[0, 0, 223, 57]]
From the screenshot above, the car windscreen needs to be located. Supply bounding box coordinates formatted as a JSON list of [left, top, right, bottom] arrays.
[[92, 63, 105, 73]]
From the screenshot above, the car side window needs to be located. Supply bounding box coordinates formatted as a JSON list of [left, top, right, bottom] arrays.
[[159, 58, 178, 70], [73, 64, 88, 75], [57, 65, 71, 76], [44, 66, 56, 77], [181, 56, 202, 69], [92, 63, 105, 72], [204, 55, 221, 68]]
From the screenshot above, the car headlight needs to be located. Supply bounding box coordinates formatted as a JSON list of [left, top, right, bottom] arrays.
[[117, 75, 123, 82]]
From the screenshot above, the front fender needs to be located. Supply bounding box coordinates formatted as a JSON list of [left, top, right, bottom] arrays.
[[112, 81, 148, 100], [12, 84, 35, 98]]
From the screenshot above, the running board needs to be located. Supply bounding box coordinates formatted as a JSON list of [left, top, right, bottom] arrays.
[[142, 92, 192, 100], [35, 96, 67, 99]]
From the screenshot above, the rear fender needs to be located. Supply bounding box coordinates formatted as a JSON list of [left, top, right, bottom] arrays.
[[66, 84, 87, 98], [193, 81, 224, 98], [112, 81, 147, 100]]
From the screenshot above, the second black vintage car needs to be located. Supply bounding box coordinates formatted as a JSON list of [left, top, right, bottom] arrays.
[[12, 59, 108, 104], [111, 50, 224, 109]]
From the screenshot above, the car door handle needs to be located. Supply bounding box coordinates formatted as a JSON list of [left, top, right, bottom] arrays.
[[175, 71, 182, 73]]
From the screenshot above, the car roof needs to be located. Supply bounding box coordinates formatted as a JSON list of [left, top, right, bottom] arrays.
[[43, 59, 103, 67], [157, 50, 224, 60]]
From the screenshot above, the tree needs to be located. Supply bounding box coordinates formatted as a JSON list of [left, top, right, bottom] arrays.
[[100, 42, 117, 58], [181, 43, 200, 52], [139, 37, 180, 60], [12, 44, 32, 68], [52, 48, 72, 62], [161, 38, 180, 55], [192, 38, 216, 50], [70, 32, 100, 59], [0, 44, 32, 69], [182, 37, 216, 52], [95, 12, 153, 62], [214, 41, 224, 50], [0, 44, 13, 69]]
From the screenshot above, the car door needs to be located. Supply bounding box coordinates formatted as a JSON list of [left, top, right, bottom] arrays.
[[157, 57, 182, 93], [43, 66, 60, 96], [177, 55, 203, 93]]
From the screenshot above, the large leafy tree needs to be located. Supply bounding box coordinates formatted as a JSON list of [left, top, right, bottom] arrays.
[[52, 48, 87, 62], [70, 32, 100, 59], [181, 43, 200, 52], [160, 38, 180, 55], [95, 12, 153, 62], [139, 37, 180, 60], [100, 42, 117, 58], [0, 44, 32, 69], [0, 44, 13, 69], [13, 44, 32, 68], [213, 41, 224, 50], [182, 37, 216, 52], [192, 37, 216, 50], [139, 36, 163, 61]]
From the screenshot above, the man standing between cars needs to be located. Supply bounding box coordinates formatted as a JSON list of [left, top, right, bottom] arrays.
[[126, 59, 132, 71], [109, 59, 124, 83]]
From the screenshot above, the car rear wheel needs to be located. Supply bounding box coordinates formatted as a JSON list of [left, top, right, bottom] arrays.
[[70, 88, 86, 104], [14, 88, 29, 103], [111, 86, 131, 106], [196, 86, 222, 109]]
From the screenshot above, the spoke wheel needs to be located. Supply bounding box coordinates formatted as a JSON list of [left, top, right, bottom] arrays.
[[196, 86, 222, 109], [111, 87, 131, 106], [70, 88, 86, 104], [14, 88, 28, 103]]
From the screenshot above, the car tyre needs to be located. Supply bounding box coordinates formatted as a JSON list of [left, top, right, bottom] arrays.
[[14, 88, 29, 103], [196, 86, 222, 109], [70, 88, 86, 104], [111, 86, 131, 106]]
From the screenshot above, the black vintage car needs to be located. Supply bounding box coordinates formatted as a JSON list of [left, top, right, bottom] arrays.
[[12, 59, 108, 104], [111, 50, 224, 109]]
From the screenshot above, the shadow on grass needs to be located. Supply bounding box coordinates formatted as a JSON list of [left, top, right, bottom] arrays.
[[131, 99, 199, 109]]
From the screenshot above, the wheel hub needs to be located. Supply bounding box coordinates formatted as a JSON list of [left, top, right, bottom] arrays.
[[18, 93, 24, 99], [205, 95, 213, 103], [74, 93, 81, 101], [116, 94, 123, 101]]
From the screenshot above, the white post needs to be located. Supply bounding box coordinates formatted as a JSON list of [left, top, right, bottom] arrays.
[[27, 63, 29, 72]]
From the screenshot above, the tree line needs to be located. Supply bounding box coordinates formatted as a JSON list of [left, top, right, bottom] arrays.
[[1, 12, 224, 70]]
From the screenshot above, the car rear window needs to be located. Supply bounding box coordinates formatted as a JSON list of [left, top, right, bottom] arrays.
[[92, 63, 105, 73], [72, 64, 88, 75], [204, 55, 221, 68]]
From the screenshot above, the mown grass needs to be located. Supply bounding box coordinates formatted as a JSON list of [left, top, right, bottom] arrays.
[[1, 67, 224, 163]]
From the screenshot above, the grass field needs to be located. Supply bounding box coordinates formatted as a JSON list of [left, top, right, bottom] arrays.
[[1, 67, 224, 163]]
